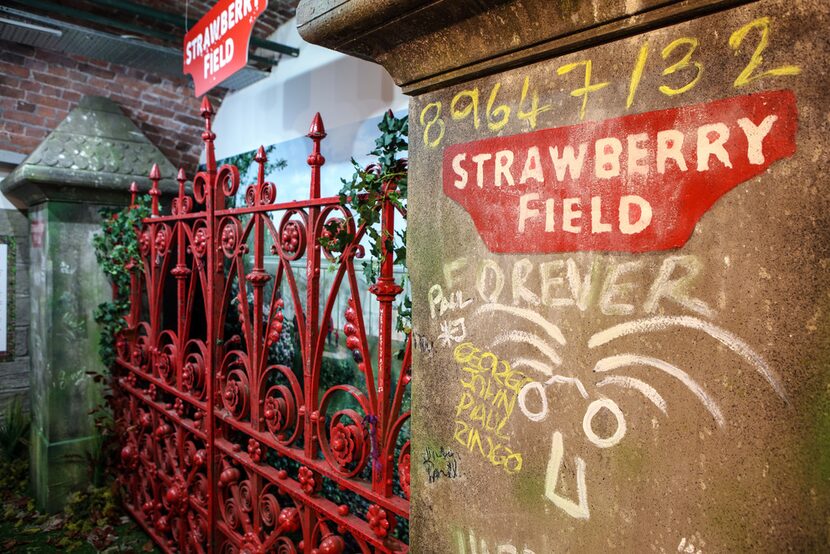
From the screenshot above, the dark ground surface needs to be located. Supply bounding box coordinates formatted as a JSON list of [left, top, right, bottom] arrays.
[[0, 456, 159, 553]]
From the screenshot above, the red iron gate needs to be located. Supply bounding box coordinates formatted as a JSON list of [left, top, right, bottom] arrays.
[[114, 98, 411, 553]]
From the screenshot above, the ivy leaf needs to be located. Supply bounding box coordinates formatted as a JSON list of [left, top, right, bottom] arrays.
[[315, 112, 411, 333], [92, 196, 150, 367]]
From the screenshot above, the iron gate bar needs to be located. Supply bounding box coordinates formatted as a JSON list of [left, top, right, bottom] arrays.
[[114, 97, 410, 553]]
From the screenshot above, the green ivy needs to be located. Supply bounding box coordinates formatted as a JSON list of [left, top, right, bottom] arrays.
[[0, 395, 29, 461], [92, 197, 150, 367], [319, 111, 411, 333]]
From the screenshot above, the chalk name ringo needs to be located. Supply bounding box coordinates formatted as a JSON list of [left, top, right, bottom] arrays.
[[442, 90, 797, 253], [453, 343, 532, 474]]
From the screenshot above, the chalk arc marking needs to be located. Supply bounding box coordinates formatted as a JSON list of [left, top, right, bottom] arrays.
[[593, 353, 724, 427], [588, 316, 786, 402], [476, 304, 567, 345], [597, 375, 668, 415], [493, 331, 562, 366], [512, 358, 553, 376]]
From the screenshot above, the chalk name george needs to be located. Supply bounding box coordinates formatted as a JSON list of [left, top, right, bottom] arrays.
[[442, 90, 797, 253]]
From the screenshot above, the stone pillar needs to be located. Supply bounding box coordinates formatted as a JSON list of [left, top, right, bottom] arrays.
[[27, 201, 111, 511], [299, 1, 830, 551], [1, 96, 176, 511]]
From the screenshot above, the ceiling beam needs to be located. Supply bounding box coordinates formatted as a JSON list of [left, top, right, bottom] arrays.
[[85, 0, 300, 57], [8, 0, 283, 65], [12, 0, 174, 42]]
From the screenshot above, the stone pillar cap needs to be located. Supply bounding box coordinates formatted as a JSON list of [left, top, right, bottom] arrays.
[[297, 0, 739, 95], [1, 95, 178, 206]]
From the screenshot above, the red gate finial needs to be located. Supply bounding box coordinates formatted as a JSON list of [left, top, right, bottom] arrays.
[[148, 163, 161, 216], [255, 145, 267, 185], [199, 95, 215, 120], [308, 112, 326, 139], [129, 181, 138, 208], [307, 113, 326, 199], [200, 96, 217, 173], [176, 168, 187, 198], [173, 168, 192, 216]]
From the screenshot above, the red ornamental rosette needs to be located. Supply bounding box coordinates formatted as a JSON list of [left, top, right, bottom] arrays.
[[398, 452, 411, 499], [330, 422, 363, 468]]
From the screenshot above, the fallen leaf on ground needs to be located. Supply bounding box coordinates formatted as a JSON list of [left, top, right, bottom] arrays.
[[42, 514, 65, 531]]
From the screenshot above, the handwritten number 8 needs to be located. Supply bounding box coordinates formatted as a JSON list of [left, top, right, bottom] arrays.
[[420, 102, 445, 148]]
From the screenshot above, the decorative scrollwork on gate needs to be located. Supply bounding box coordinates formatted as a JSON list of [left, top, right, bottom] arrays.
[[114, 98, 410, 553]]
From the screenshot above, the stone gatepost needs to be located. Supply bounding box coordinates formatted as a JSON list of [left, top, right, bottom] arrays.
[[299, 1, 830, 551], [1, 96, 176, 511]]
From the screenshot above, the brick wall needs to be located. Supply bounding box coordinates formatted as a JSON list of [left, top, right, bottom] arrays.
[[0, 39, 227, 421], [0, 40, 224, 170]]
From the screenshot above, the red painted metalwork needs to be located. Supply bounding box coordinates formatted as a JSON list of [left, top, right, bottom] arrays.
[[114, 98, 411, 553]]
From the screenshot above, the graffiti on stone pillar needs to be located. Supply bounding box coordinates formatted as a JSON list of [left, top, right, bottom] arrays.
[[422, 446, 461, 483], [452, 342, 530, 474], [454, 527, 537, 554], [524, 309, 786, 521], [410, 9, 818, 551], [428, 253, 787, 520], [419, 17, 800, 151]]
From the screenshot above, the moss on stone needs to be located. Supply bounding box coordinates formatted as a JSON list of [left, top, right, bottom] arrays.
[[610, 441, 646, 477], [512, 468, 545, 512]]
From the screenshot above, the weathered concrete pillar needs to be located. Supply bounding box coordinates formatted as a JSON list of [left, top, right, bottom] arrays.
[[300, 1, 830, 551], [1, 96, 176, 511]]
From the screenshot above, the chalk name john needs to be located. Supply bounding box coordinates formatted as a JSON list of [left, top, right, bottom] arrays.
[[443, 90, 797, 253]]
